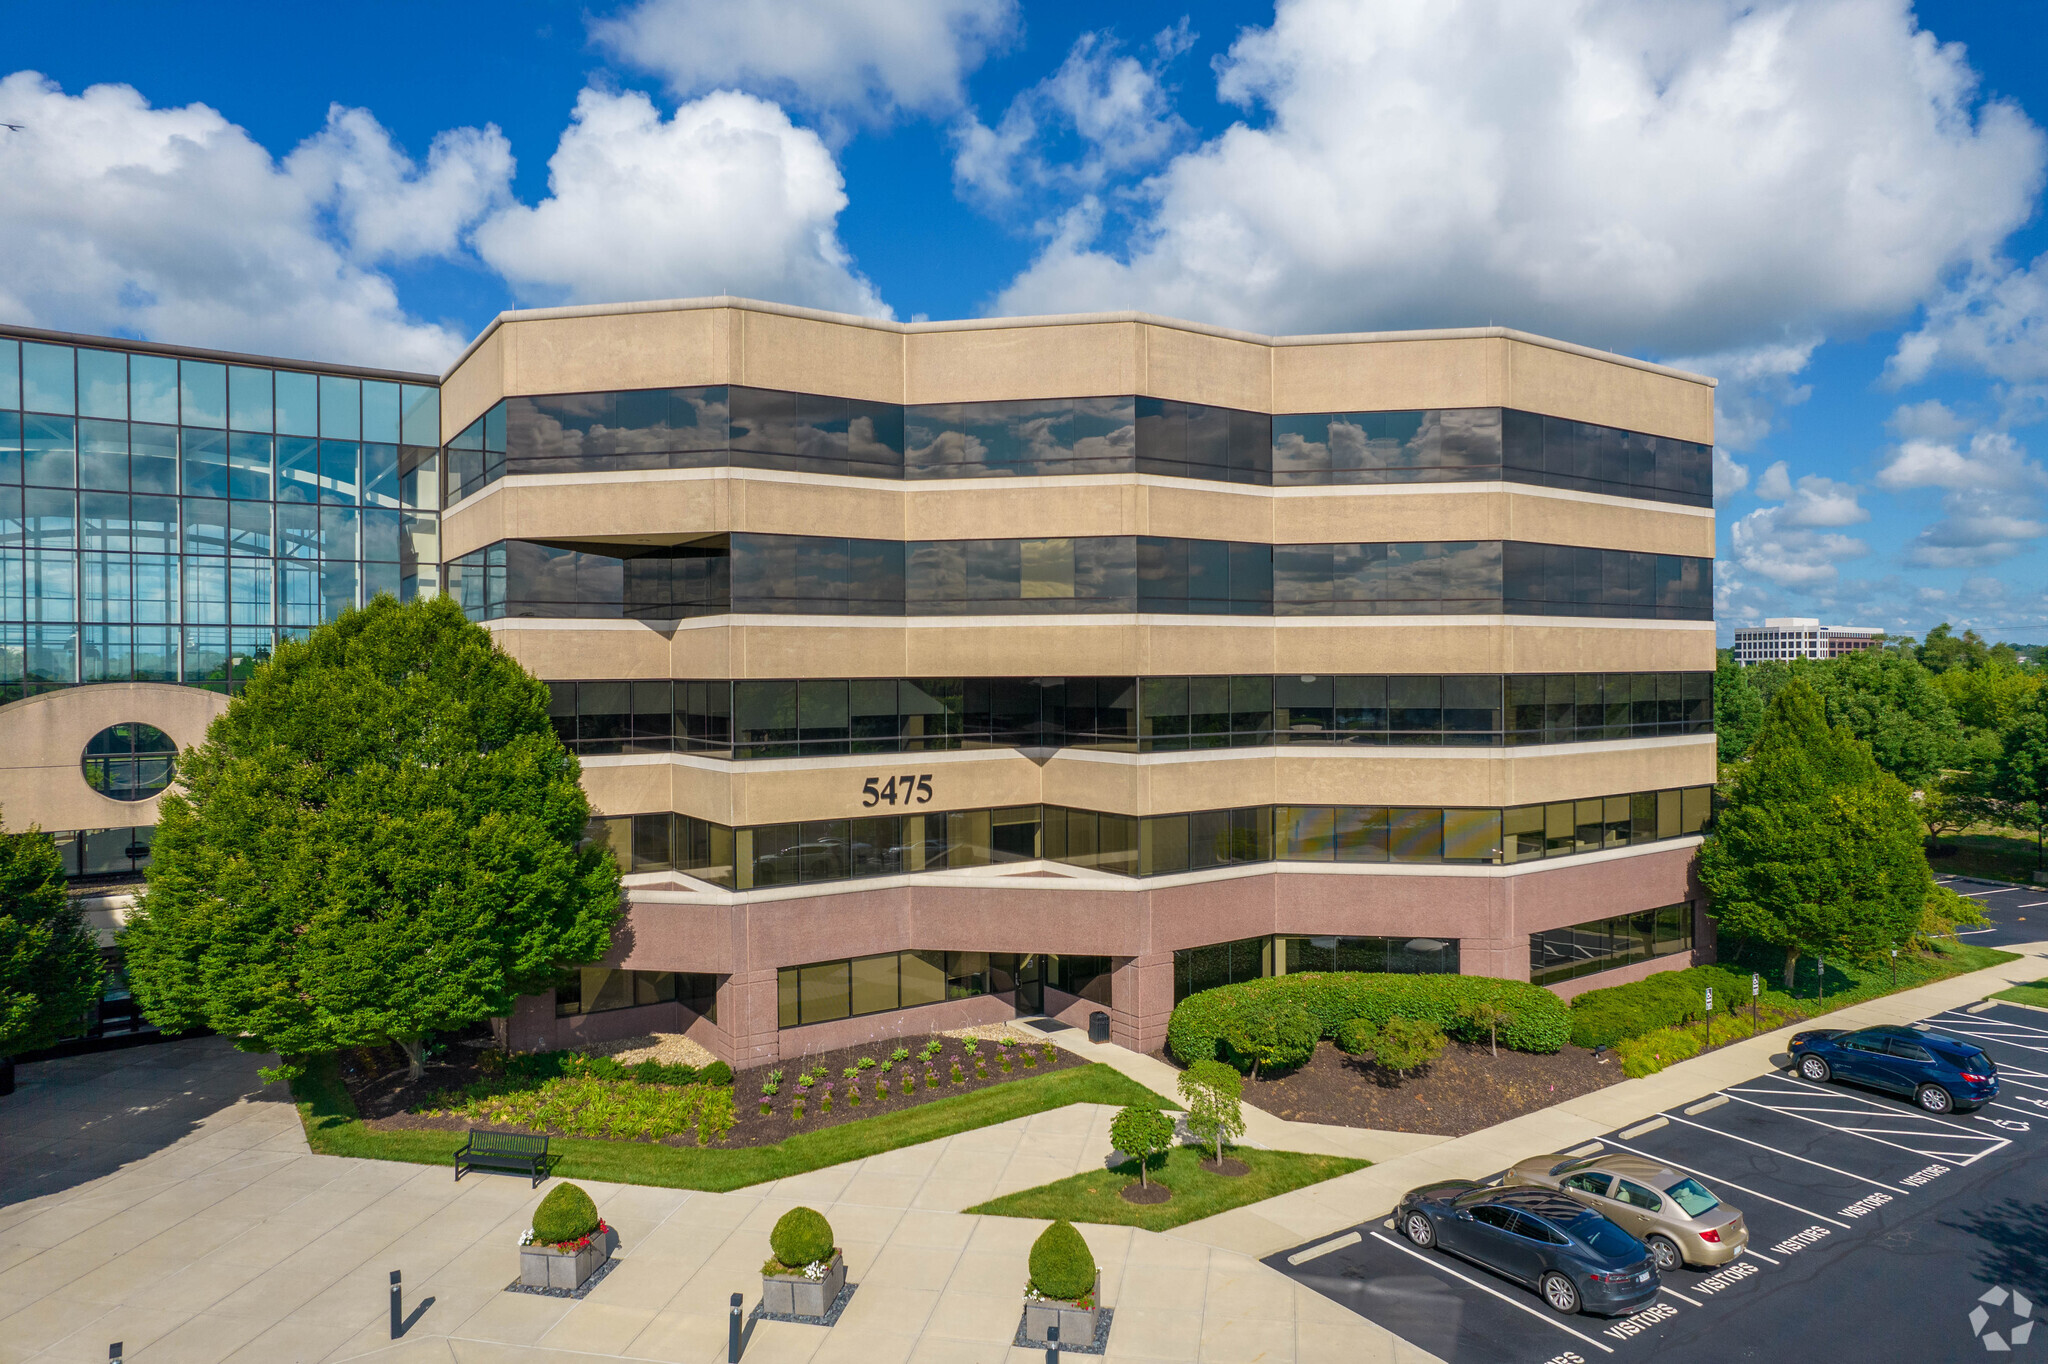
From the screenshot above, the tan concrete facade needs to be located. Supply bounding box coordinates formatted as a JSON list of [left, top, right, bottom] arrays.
[[11, 299, 1718, 1068]]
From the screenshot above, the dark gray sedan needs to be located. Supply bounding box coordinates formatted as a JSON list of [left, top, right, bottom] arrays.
[[1396, 1181, 1660, 1316]]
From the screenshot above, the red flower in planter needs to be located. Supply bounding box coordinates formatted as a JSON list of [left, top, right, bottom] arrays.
[[553, 1218, 610, 1253]]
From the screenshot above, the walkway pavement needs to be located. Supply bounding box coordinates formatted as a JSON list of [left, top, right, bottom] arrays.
[[0, 1041, 1423, 1364]]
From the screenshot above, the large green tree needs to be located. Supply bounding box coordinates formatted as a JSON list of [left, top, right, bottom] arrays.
[[1, 819, 104, 1055], [1800, 649, 1959, 790], [1713, 652, 1765, 763], [123, 595, 621, 1077], [1917, 622, 1991, 675], [1992, 687, 2048, 869], [1697, 679, 1931, 989]]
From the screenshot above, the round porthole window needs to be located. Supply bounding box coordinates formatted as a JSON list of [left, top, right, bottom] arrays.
[[81, 723, 179, 802]]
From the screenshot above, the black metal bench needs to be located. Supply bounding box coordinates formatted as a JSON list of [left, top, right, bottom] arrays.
[[454, 1128, 549, 1186]]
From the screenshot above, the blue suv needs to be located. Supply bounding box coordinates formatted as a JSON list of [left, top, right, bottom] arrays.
[[1789, 1024, 1999, 1113]]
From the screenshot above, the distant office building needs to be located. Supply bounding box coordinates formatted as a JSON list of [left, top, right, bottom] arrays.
[[1730, 618, 1882, 664]]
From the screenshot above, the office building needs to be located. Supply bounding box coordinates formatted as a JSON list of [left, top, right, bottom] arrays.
[[0, 301, 1717, 1062], [1730, 618, 1881, 665]]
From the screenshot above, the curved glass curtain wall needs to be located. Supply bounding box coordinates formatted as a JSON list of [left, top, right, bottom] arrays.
[[446, 535, 1712, 622], [590, 783, 1713, 891], [0, 335, 440, 698], [442, 385, 1712, 508], [543, 672, 1713, 757]]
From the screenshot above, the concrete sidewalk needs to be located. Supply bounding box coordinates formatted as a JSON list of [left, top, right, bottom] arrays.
[[1163, 940, 2048, 1259]]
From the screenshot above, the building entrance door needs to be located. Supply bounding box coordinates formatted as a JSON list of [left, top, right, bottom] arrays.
[[1014, 954, 1044, 1013]]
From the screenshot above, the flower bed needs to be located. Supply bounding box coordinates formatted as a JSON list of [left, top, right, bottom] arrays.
[[733, 1033, 1077, 1144]]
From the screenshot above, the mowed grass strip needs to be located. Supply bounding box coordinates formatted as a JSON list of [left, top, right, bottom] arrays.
[[965, 1145, 1367, 1232], [1991, 978, 2048, 1009], [293, 1059, 1169, 1192]]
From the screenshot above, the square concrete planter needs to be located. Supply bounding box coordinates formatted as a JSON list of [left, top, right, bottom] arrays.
[[1022, 1272, 1101, 1347], [519, 1226, 616, 1291], [761, 1249, 846, 1318]]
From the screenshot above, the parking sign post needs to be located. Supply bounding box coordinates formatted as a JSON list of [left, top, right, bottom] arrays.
[[1891, 947, 1898, 987], [1752, 973, 1760, 1034], [1705, 986, 1713, 1047]]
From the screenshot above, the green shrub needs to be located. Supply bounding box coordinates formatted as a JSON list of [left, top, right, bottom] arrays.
[[699, 1060, 734, 1087], [1613, 1024, 1704, 1078], [1373, 1018, 1447, 1075], [1568, 965, 1798, 1049], [1334, 1017, 1380, 1056], [1169, 973, 1570, 1065], [770, 1206, 834, 1268], [1029, 1219, 1097, 1301], [1221, 1003, 1319, 1077], [630, 1058, 699, 1085], [531, 1182, 600, 1244]]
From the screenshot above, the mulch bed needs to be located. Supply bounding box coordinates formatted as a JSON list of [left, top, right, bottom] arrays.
[[1199, 1157, 1251, 1177], [341, 1034, 1082, 1150], [1118, 1182, 1172, 1204], [1184, 1039, 1623, 1137], [726, 1035, 1081, 1146]]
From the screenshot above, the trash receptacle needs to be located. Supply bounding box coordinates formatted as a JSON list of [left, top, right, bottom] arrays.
[[1089, 1011, 1111, 1044]]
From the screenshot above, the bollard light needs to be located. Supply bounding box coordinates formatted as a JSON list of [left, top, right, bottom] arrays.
[[729, 1291, 743, 1363], [390, 1270, 402, 1339]]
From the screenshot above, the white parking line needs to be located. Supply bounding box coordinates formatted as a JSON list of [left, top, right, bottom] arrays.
[[1957, 928, 2001, 935], [1934, 1009, 2048, 1038], [1600, 1138, 1855, 1229], [1365, 1231, 1616, 1354], [2018, 901, 2048, 908], [1714, 1089, 2007, 1166], [1660, 1284, 1704, 1307], [1739, 1246, 1782, 1266], [1767, 1074, 2018, 1157], [1662, 1112, 1908, 1192]]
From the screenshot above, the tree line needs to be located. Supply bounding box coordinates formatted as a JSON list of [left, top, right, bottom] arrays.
[[1716, 623, 2048, 861]]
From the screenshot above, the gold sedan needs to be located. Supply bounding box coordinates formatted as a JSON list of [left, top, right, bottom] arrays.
[[1504, 1152, 1748, 1271]]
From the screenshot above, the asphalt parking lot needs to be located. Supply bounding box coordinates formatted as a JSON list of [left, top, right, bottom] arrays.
[[1268, 1000, 2048, 1363], [1936, 874, 2048, 949]]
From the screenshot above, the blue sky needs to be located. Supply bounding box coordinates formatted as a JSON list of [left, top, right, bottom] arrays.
[[6, 0, 2048, 644]]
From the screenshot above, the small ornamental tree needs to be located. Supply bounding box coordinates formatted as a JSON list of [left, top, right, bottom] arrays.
[[1374, 1018, 1447, 1076], [1459, 994, 1517, 1058], [1178, 1059, 1245, 1163], [121, 595, 622, 1079], [1109, 1103, 1176, 1189], [1, 818, 104, 1055]]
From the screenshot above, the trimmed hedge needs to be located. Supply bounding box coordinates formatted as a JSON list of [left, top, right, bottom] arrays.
[[532, 1182, 599, 1244], [770, 1206, 834, 1267], [1029, 1219, 1097, 1301], [1167, 973, 1570, 1065], [1567, 965, 1798, 1050]]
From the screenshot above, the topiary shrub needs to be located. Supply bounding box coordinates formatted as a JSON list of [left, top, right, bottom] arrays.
[[532, 1182, 600, 1245], [1029, 1219, 1097, 1302], [769, 1206, 835, 1269], [1221, 1002, 1319, 1077], [1168, 972, 1570, 1065], [1334, 1017, 1380, 1056], [1373, 1017, 1447, 1075]]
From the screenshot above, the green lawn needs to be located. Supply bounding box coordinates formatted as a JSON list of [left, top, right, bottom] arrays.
[[964, 1145, 1367, 1232], [1991, 979, 2048, 1010], [1714, 937, 2020, 1011], [1928, 827, 2046, 885], [291, 1059, 1169, 1192]]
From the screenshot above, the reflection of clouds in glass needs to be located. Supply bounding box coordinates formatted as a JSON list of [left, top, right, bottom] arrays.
[[906, 398, 1134, 471], [1439, 541, 1503, 600]]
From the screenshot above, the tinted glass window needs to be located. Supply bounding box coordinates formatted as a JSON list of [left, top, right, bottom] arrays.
[[1571, 1213, 1643, 1260], [1887, 1039, 1935, 1061], [1664, 1178, 1719, 1217]]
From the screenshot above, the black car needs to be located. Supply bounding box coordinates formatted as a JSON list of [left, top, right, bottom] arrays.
[[1789, 1023, 2000, 1113], [1397, 1182, 1660, 1316]]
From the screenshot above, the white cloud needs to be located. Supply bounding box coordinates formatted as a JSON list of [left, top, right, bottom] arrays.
[[593, 0, 1016, 133], [988, 0, 2045, 360], [1887, 249, 2048, 386], [1877, 425, 2048, 567], [1876, 428, 2042, 493], [953, 23, 1194, 211], [1714, 447, 1750, 496], [1755, 461, 1793, 501], [1887, 398, 1973, 443], [1728, 504, 1867, 587], [285, 105, 512, 264], [472, 88, 889, 318], [0, 72, 506, 370]]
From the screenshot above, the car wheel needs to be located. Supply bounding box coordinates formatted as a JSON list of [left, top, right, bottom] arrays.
[[1916, 1084, 1954, 1114], [1800, 1055, 1831, 1082], [1647, 1234, 1683, 1272], [1403, 1211, 1436, 1248], [1540, 1272, 1581, 1315]]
